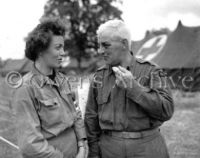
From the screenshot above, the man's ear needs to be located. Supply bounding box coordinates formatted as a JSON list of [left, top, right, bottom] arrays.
[[121, 39, 129, 50]]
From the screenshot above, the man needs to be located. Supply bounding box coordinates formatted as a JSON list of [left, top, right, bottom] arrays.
[[84, 19, 174, 158]]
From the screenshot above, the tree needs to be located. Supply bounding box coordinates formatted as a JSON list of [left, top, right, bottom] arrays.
[[42, 0, 122, 70], [0, 57, 3, 68]]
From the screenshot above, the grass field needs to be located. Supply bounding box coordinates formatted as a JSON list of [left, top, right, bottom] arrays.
[[0, 77, 22, 158], [0, 78, 200, 158], [161, 91, 200, 158]]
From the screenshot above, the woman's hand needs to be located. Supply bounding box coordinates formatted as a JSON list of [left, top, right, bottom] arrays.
[[84, 140, 89, 158], [76, 140, 88, 158], [76, 146, 85, 158]]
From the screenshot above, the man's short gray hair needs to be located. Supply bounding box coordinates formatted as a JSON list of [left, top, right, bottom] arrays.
[[97, 19, 132, 50]]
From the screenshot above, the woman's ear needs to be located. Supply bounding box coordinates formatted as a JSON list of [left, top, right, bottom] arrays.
[[36, 51, 44, 61], [38, 50, 46, 58]]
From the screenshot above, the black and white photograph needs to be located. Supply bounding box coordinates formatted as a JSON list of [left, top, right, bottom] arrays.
[[0, 0, 200, 158]]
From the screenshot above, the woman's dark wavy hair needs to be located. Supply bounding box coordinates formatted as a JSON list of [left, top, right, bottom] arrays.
[[25, 18, 66, 61]]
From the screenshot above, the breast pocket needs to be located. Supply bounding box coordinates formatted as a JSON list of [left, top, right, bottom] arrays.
[[38, 97, 63, 128]]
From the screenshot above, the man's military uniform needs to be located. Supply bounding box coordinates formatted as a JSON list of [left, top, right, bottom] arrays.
[[85, 57, 174, 158]]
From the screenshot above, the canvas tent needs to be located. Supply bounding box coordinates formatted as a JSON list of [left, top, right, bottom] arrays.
[[152, 21, 200, 68], [0, 58, 32, 77], [135, 21, 200, 91], [131, 31, 153, 55]]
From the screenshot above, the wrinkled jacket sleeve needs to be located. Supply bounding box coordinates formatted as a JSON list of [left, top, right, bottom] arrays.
[[74, 108, 87, 141], [69, 88, 86, 141], [13, 85, 63, 158], [126, 67, 174, 121], [84, 82, 101, 158]]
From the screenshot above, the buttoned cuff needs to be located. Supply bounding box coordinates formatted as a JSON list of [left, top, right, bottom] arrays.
[[78, 140, 85, 147]]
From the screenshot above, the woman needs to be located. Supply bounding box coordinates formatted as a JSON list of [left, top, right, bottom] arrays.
[[13, 18, 87, 158]]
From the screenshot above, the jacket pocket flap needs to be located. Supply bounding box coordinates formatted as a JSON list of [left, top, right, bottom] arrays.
[[39, 98, 58, 107], [97, 92, 110, 105]]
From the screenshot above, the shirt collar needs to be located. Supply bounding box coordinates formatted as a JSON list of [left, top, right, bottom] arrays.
[[31, 64, 65, 88]]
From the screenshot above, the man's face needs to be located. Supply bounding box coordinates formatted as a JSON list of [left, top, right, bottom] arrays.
[[42, 35, 65, 69], [98, 32, 125, 66]]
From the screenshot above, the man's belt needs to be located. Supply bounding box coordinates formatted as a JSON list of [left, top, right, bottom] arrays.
[[102, 128, 159, 139]]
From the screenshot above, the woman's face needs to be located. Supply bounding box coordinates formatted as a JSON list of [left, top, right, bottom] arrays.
[[41, 35, 65, 69]]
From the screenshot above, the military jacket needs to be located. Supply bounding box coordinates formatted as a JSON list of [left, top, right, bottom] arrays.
[[85, 57, 174, 157]]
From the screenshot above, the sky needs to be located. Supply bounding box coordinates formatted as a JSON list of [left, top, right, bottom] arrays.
[[122, 0, 200, 40], [1, 0, 200, 60], [0, 0, 48, 60]]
